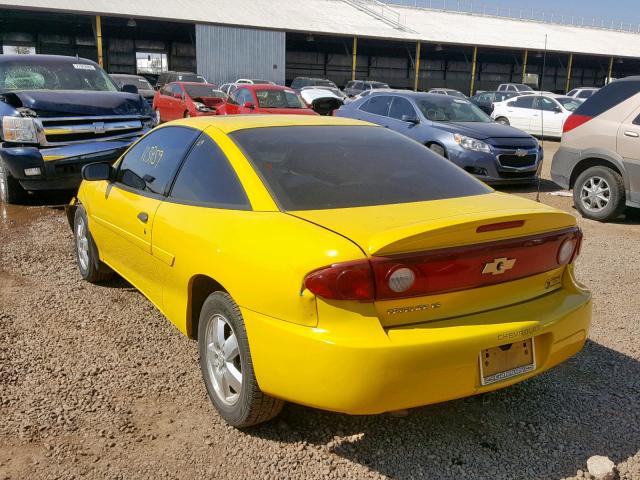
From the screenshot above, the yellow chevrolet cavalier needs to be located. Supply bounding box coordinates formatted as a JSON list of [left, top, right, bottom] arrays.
[[70, 115, 591, 427]]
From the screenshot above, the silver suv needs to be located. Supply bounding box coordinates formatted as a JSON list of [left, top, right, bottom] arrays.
[[551, 77, 640, 221]]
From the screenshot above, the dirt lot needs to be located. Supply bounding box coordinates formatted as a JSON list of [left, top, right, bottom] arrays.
[[1, 141, 639, 480]]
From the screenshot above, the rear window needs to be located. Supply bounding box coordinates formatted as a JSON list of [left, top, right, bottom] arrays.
[[230, 126, 490, 211], [574, 78, 640, 117]]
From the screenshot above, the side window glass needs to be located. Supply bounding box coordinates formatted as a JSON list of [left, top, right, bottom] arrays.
[[567, 89, 577, 97], [359, 95, 393, 116], [170, 134, 250, 209], [536, 97, 557, 112], [354, 81, 364, 90], [116, 126, 199, 195], [633, 114, 640, 126], [514, 96, 535, 109], [388, 97, 417, 120]]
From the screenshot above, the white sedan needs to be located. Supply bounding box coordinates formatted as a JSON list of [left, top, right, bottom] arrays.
[[491, 94, 583, 137]]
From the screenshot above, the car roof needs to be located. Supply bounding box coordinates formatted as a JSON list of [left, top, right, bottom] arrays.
[[174, 115, 373, 134], [0, 54, 97, 65], [176, 81, 217, 87], [238, 84, 294, 91]]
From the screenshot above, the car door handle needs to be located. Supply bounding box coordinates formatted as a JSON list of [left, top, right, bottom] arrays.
[[137, 212, 149, 224], [624, 131, 639, 138]]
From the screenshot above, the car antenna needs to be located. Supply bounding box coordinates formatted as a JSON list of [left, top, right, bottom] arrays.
[[536, 34, 548, 203]]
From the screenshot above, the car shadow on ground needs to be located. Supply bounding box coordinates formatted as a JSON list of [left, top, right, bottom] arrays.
[[494, 178, 561, 195], [253, 340, 639, 480]]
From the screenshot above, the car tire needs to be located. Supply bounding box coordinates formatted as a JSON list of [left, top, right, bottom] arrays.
[[573, 166, 625, 222], [495, 117, 510, 126], [73, 206, 115, 283], [428, 143, 447, 158], [198, 291, 284, 428], [0, 160, 28, 204]]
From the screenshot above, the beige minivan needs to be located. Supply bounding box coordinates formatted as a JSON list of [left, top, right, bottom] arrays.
[[551, 77, 640, 221]]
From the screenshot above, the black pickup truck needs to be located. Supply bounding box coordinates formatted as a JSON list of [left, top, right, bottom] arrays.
[[0, 54, 155, 204]]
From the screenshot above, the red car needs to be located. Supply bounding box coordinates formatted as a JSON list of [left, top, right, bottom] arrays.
[[225, 84, 317, 115], [153, 82, 226, 122]]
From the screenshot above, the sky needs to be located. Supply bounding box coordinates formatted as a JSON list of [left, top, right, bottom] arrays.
[[404, 0, 640, 26], [489, 0, 640, 23]]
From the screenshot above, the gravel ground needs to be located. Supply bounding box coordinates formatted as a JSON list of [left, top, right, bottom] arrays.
[[1, 141, 639, 480]]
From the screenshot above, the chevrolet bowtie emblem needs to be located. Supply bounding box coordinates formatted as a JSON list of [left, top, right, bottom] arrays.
[[515, 149, 528, 157], [482, 257, 516, 275]]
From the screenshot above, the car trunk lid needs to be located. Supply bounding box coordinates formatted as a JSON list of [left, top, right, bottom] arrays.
[[293, 192, 578, 327]]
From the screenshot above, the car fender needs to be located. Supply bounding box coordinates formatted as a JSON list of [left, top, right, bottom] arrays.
[[571, 148, 629, 189]]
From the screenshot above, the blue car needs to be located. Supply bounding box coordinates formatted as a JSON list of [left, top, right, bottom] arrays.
[[335, 91, 542, 184]]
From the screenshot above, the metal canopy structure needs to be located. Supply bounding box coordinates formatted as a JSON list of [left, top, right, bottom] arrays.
[[3, 0, 640, 58]]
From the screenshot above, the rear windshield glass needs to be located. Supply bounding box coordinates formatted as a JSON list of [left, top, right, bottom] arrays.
[[255, 89, 305, 108], [574, 78, 640, 117], [418, 97, 491, 122], [112, 75, 153, 91], [177, 73, 206, 83], [184, 84, 225, 98], [0, 59, 117, 93], [230, 126, 490, 211]]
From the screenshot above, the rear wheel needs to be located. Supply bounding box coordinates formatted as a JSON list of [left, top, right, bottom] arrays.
[[73, 206, 114, 283], [573, 166, 625, 222], [428, 143, 447, 158], [495, 117, 510, 126], [0, 160, 27, 204], [198, 291, 283, 427]]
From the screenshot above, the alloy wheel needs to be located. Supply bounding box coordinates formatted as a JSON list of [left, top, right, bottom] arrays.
[[76, 219, 90, 271], [205, 314, 242, 406], [0, 166, 6, 202], [580, 176, 610, 212]]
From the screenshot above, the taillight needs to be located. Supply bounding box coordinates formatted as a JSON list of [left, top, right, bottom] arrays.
[[563, 114, 592, 134], [304, 227, 581, 301], [304, 260, 374, 301]]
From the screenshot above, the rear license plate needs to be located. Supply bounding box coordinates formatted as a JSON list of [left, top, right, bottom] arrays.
[[479, 338, 536, 386]]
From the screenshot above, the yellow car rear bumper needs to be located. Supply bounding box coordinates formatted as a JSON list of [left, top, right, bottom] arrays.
[[243, 286, 591, 415]]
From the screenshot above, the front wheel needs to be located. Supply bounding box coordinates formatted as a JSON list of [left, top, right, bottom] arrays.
[[0, 160, 27, 204], [495, 116, 510, 126], [573, 166, 625, 222], [198, 292, 283, 427], [428, 143, 447, 158]]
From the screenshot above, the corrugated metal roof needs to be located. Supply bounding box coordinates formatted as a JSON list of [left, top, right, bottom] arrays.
[[3, 0, 640, 58]]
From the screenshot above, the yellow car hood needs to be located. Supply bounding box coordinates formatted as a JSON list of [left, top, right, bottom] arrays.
[[289, 192, 576, 256]]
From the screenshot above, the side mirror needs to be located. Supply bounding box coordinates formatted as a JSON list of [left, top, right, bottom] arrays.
[[173, 92, 183, 99], [121, 84, 139, 95], [553, 106, 562, 113], [82, 162, 113, 182], [242, 101, 255, 109], [401, 114, 420, 124]]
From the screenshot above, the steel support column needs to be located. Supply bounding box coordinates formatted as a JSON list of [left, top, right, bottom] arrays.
[[521, 49, 528, 83], [608, 56, 614, 83], [414, 41, 421, 91], [565, 53, 574, 93], [351, 36, 358, 81], [95, 15, 104, 68], [469, 46, 478, 96]]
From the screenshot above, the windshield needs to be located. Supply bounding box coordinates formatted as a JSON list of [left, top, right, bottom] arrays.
[[371, 82, 390, 89], [0, 59, 118, 93], [184, 84, 225, 98], [112, 75, 153, 91], [556, 97, 582, 112], [231, 126, 489, 210], [250, 79, 271, 84], [515, 84, 534, 91], [418, 97, 491, 123], [255, 89, 305, 108], [448, 90, 466, 98]]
